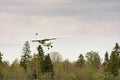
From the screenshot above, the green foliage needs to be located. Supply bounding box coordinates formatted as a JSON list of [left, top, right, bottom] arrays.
[[85, 51, 101, 70], [103, 52, 110, 75], [0, 65, 4, 79], [87, 67, 105, 80], [44, 54, 53, 73], [110, 51, 119, 76], [1, 42, 120, 80], [6, 59, 27, 79], [37, 45, 44, 60], [76, 53, 85, 68], [28, 54, 41, 79], [113, 43, 120, 52], [109, 51, 119, 76], [0, 52, 4, 79], [30, 45, 55, 79], [0, 52, 3, 63], [109, 43, 120, 76], [104, 52, 109, 64], [43, 54, 54, 79], [37, 45, 45, 74], [20, 41, 31, 70]]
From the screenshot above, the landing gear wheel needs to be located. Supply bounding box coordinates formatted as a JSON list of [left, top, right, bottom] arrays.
[[51, 45, 53, 48], [48, 47, 50, 49]]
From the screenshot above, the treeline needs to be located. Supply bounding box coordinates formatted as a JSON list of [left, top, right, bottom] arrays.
[[0, 42, 120, 80]]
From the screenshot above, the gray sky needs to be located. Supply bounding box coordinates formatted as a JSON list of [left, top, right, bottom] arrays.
[[0, 0, 120, 63]]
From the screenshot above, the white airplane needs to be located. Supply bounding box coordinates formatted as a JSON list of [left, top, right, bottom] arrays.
[[31, 33, 70, 49]]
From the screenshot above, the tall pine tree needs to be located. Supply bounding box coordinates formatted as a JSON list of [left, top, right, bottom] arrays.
[[37, 45, 54, 78], [0, 52, 3, 63], [37, 45, 44, 60], [44, 54, 53, 73], [76, 53, 85, 68], [103, 52, 110, 75], [113, 43, 120, 52], [20, 41, 31, 70], [44, 54, 54, 78], [109, 43, 120, 76], [37, 45, 45, 74]]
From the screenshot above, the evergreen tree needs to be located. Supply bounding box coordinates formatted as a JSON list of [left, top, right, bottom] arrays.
[[110, 51, 119, 76], [76, 53, 85, 68], [0, 52, 3, 63], [109, 43, 120, 76], [20, 41, 31, 70], [37, 45, 45, 74], [103, 52, 110, 75], [44, 54, 53, 72], [113, 43, 120, 52], [30, 54, 40, 79], [113, 43, 120, 67], [0, 52, 3, 79], [37, 45, 44, 60], [44, 54, 54, 78]]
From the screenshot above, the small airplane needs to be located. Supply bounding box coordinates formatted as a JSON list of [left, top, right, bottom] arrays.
[[31, 33, 70, 49]]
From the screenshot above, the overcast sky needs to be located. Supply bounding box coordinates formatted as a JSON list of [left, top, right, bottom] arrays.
[[0, 0, 120, 63]]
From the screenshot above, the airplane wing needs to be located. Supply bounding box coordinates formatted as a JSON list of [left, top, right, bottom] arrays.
[[43, 38, 57, 41], [32, 40, 41, 42], [20, 39, 41, 43], [20, 39, 53, 43], [42, 35, 70, 41], [20, 35, 70, 43]]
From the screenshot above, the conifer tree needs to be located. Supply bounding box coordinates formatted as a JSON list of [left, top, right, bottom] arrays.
[[0, 52, 3, 63], [37, 45, 45, 74], [109, 43, 120, 76], [76, 53, 85, 68], [0, 52, 3, 79], [44, 54, 54, 78], [44, 54, 53, 72], [37, 45, 44, 60], [113, 43, 120, 67], [110, 51, 119, 76], [20, 41, 31, 70], [113, 43, 120, 52], [103, 52, 110, 75]]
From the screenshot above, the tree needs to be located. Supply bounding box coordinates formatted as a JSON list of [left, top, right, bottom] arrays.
[[49, 51, 62, 63], [76, 53, 85, 68], [0, 52, 3, 63], [113, 43, 120, 52], [109, 51, 119, 76], [44, 54, 53, 72], [28, 54, 41, 79], [20, 41, 31, 70], [43, 54, 54, 78], [37, 45, 44, 74], [37, 45, 44, 60], [109, 43, 120, 76], [85, 51, 101, 70], [113, 43, 120, 67], [0, 61, 9, 79], [103, 52, 110, 75], [6, 59, 26, 79], [0, 52, 3, 79]]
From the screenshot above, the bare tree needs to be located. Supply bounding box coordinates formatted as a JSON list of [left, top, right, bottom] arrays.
[[49, 51, 62, 63]]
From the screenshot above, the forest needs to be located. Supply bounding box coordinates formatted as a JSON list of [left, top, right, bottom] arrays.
[[0, 42, 120, 80]]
